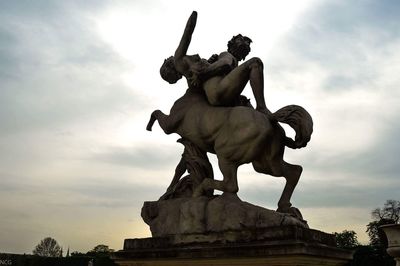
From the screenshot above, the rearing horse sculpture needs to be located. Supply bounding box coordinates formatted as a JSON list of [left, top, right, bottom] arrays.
[[146, 87, 313, 215]]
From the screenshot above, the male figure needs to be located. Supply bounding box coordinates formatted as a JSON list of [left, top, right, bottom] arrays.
[[160, 11, 271, 115]]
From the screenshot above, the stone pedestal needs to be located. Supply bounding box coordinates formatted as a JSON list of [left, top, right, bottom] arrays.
[[114, 195, 353, 265], [113, 225, 353, 266]]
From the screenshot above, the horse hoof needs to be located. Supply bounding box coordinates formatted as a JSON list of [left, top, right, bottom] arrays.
[[146, 126, 152, 131], [277, 206, 304, 220], [288, 207, 303, 220]]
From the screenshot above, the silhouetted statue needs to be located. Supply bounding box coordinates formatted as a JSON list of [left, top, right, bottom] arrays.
[[160, 11, 270, 115], [146, 11, 313, 222]]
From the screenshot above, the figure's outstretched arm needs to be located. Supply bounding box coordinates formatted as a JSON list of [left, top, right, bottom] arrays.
[[174, 11, 197, 70]]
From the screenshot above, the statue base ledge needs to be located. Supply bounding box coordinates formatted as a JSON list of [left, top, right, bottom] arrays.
[[113, 226, 353, 266]]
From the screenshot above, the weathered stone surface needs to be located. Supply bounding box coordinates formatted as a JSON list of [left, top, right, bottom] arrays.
[[141, 193, 307, 240]]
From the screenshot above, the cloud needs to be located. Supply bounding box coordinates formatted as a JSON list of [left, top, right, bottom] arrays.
[[0, 1, 153, 252], [308, 115, 400, 180], [0, 1, 146, 135], [90, 144, 183, 170], [268, 0, 400, 93]]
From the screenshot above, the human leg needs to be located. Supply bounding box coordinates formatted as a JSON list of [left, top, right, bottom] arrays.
[[205, 57, 269, 113]]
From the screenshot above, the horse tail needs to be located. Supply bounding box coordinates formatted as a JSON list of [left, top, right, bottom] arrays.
[[272, 105, 313, 149]]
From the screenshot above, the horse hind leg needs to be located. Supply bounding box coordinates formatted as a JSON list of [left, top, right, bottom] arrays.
[[252, 158, 302, 217], [146, 110, 175, 134], [277, 162, 302, 214]]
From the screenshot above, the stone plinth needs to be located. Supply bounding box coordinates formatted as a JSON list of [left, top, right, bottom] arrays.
[[113, 225, 353, 266]]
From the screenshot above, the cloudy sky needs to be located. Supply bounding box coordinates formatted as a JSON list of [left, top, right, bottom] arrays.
[[1, 0, 399, 254]]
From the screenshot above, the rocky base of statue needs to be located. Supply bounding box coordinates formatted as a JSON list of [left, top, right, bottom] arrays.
[[114, 194, 354, 266], [141, 193, 308, 242]]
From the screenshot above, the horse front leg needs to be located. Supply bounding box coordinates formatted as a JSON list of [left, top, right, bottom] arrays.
[[146, 110, 175, 134], [146, 110, 158, 131]]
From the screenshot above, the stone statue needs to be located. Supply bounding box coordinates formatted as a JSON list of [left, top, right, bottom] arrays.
[[159, 11, 270, 115], [116, 12, 354, 265], [144, 10, 313, 238]]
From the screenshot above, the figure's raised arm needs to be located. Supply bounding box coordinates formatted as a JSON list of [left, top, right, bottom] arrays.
[[174, 11, 197, 66]]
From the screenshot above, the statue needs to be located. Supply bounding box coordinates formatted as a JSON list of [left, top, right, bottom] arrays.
[[147, 11, 313, 215], [115, 12, 354, 265], [159, 11, 271, 115]]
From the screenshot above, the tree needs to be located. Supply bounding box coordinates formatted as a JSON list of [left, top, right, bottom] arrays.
[[366, 200, 400, 247], [90, 244, 114, 253], [334, 230, 360, 249], [32, 237, 62, 257], [86, 244, 114, 257], [371, 200, 400, 223], [71, 251, 86, 257], [343, 200, 399, 266]]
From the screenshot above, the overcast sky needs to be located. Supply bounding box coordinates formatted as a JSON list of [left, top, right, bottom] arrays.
[[1, 0, 399, 254]]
